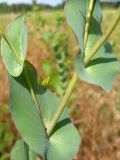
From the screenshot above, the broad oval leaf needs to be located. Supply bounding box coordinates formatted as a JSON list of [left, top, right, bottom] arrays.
[[65, 0, 120, 91], [1, 15, 27, 77], [38, 90, 80, 160], [11, 139, 37, 160], [26, 62, 80, 159], [9, 63, 48, 157], [9, 61, 80, 160]]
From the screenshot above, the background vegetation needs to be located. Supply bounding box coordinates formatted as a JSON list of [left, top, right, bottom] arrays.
[[0, 2, 120, 160]]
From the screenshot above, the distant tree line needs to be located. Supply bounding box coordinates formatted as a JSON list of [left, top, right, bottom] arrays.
[[0, 1, 119, 14], [0, 3, 57, 13], [101, 1, 120, 8]]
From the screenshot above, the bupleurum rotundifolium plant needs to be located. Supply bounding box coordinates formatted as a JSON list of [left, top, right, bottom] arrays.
[[0, 0, 120, 160]]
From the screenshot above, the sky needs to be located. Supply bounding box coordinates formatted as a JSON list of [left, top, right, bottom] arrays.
[[0, 0, 63, 6], [0, 0, 120, 6]]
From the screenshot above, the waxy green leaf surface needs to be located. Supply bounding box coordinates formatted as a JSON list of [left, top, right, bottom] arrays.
[[1, 16, 27, 77], [9, 61, 80, 160], [9, 62, 48, 157], [65, 0, 119, 91], [11, 139, 37, 160]]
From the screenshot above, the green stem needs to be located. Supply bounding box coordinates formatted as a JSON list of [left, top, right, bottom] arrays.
[[47, 72, 78, 136], [0, 25, 22, 65], [47, 0, 95, 137], [84, 0, 94, 48], [84, 12, 120, 65], [47, 3, 120, 137]]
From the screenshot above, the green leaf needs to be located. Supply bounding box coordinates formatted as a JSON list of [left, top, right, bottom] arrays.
[[65, 0, 119, 91], [11, 139, 37, 160], [38, 88, 80, 160], [1, 16, 27, 77], [29, 149, 37, 160], [9, 63, 48, 157], [9, 61, 80, 160], [42, 60, 52, 75], [11, 139, 28, 160]]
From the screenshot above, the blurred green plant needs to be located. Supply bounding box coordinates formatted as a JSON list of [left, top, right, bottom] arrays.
[[27, 7, 71, 96], [27, 5, 45, 32], [42, 31, 71, 96], [0, 105, 15, 160]]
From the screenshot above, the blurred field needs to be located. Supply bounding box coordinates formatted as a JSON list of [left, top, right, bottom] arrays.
[[0, 8, 120, 160]]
